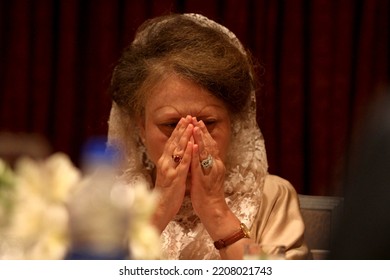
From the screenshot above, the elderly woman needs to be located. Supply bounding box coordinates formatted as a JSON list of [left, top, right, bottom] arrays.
[[107, 13, 308, 260]]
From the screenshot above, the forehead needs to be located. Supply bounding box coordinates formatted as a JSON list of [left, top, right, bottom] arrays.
[[145, 75, 228, 117]]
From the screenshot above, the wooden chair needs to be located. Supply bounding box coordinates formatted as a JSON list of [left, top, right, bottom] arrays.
[[298, 194, 344, 259]]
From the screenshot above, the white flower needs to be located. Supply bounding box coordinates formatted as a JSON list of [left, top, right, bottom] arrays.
[[44, 153, 82, 202], [126, 182, 161, 259], [0, 152, 162, 260], [129, 223, 161, 260], [26, 205, 69, 260], [1, 153, 81, 259]]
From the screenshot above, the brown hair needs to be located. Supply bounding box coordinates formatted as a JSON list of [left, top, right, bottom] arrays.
[[109, 14, 256, 117]]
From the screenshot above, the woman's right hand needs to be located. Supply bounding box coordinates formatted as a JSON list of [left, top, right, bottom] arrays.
[[152, 116, 194, 233]]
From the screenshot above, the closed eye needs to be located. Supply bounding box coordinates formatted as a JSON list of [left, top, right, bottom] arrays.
[[201, 119, 217, 132], [164, 122, 178, 128], [158, 122, 179, 137]]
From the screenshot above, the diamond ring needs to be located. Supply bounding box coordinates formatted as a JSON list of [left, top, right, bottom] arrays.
[[201, 154, 213, 169]]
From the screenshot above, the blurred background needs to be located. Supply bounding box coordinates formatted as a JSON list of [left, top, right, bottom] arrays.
[[0, 0, 389, 196]]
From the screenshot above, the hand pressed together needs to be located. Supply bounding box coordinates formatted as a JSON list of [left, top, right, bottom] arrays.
[[152, 115, 229, 233]]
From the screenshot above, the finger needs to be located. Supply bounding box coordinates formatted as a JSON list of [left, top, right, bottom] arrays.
[[193, 126, 208, 160], [191, 142, 213, 176], [177, 122, 194, 153], [191, 143, 201, 173], [168, 116, 191, 148], [165, 116, 192, 158], [178, 140, 193, 172], [197, 120, 212, 140], [171, 123, 194, 166], [197, 120, 220, 155]]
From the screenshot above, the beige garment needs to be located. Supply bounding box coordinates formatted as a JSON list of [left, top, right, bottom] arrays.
[[253, 174, 308, 260], [167, 174, 308, 260]]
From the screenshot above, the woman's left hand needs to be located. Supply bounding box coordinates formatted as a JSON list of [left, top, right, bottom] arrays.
[[190, 119, 249, 259], [190, 120, 230, 226]]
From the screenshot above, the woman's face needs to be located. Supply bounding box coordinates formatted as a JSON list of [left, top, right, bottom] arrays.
[[138, 74, 232, 165]]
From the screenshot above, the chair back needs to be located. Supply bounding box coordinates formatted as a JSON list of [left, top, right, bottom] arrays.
[[298, 194, 344, 259]]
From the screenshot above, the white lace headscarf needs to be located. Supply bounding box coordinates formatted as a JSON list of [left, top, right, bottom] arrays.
[[107, 13, 268, 259]]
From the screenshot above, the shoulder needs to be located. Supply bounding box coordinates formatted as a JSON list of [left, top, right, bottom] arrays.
[[263, 174, 298, 199], [264, 174, 296, 193]]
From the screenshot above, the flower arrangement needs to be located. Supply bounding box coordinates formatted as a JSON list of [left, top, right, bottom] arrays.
[[0, 152, 161, 260]]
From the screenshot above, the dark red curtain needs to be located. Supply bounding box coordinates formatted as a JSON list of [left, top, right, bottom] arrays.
[[1, 0, 389, 195]]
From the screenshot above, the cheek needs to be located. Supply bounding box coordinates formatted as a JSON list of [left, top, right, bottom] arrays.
[[214, 128, 231, 161], [219, 139, 231, 161], [143, 125, 169, 163]]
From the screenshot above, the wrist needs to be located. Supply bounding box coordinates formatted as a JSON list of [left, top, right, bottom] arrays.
[[151, 191, 178, 233], [214, 223, 251, 250], [199, 206, 241, 241]]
